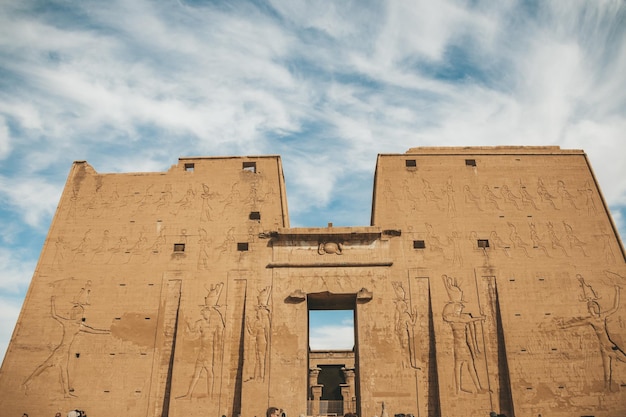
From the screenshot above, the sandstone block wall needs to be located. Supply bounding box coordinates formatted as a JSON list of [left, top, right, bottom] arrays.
[[0, 147, 624, 417]]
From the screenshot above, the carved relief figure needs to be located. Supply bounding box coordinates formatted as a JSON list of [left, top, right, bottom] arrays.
[[197, 228, 212, 270], [546, 222, 568, 257], [463, 185, 482, 211], [425, 223, 447, 259], [563, 222, 588, 257], [557, 180, 579, 210], [422, 179, 442, 210], [318, 242, 343, 255], [246, 306, 271, 381], [489, 231, 510, 257], [507, 222, 530, 258], [537, 178, 558, 209], [518, 179, 538, 210], [442, 275, 488, 395], [558, 276, 625, 391], [392, 282, 419, 369], [500, 185, 521, 210], [481, 185, 501, 210], [23, 295, 110, 397], [578, 180, 598, 215], [200, 184, 218, 222], [155, 184, 173, 211], [179, 283, 225, 398], [443, 177, 456, 216], [90, 230, 111, 262], [528, 223, 550, 257]]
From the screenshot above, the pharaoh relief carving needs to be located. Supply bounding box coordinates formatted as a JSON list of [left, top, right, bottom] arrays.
[[557, 273, 625, 391], [178, 283, 225, 399], [441, 275, 488, 395], [246, 286, 272, 381], [23, 282, 110, 398], [391, 282, 419, 369]]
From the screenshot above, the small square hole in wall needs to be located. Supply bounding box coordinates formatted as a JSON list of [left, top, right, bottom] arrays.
[[477, 239, 490, 248], [242, 161, 256, 173], [413, 240, 426, 249], [237, 242, 249, 251], [465, 159, 477, 167], [184, 163, 195, 172], [249, 211, 261, 220], [173, 243, 185, 252], [405, 159, 417, 168]]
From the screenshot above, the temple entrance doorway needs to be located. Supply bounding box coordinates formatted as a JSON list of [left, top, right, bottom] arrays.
[[307, 293, 359, 417]]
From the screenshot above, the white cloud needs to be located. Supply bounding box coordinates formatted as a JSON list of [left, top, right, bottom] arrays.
[[309, 324, 355, 351]]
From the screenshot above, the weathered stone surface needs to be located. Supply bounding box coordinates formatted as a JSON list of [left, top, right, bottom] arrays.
[[0, 147, 624, 417]]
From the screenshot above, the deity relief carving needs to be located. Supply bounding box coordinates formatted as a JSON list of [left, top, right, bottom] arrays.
[[557, 274, 625, 391], [178, 282, 225, 399], [441, 275, 488, 395]]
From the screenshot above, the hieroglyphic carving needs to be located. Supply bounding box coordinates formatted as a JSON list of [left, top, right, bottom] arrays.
[[558, 275, 625, 391], [23, 289, 110, 397], [441, 275, 488, 395], [392, 282, 419, 369], [178, 283, 225, 399]]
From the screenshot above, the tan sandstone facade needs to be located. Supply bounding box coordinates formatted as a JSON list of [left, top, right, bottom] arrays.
[[0, 146, 625, 417]]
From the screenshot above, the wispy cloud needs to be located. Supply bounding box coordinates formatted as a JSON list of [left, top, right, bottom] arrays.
[[1, 0, 625, 360]]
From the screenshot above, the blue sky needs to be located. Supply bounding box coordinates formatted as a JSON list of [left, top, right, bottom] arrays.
[[1, 0, 626, 361]]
